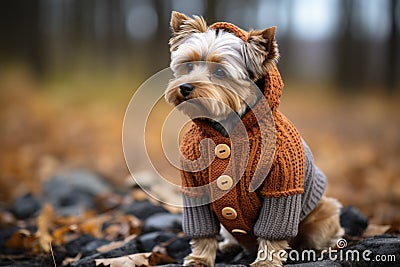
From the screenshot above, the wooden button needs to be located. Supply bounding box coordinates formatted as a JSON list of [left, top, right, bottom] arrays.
[[217, 175, 233, 190], [215, 144, 230, 159], [221, 207, 237, 220], [232, 229, 247, 235]]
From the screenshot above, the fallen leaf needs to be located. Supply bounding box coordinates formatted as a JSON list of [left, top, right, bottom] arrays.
[[95, 252, 152, 267], [4, 229, 36, 250], [36, 203, 53, 252], [52, 224, 79, 245], [363, 223, 391, 237], [79, 214, 111, 238], [62, 253, 82, 266], [97, 234, 137, 253], [148, 252, 176, 265], [95, 252, 175, 267], [131, 188, 148, 202]]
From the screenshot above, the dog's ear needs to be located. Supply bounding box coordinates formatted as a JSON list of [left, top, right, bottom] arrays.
[[169, 11, 207, 51], [242, 26, 279, 80]]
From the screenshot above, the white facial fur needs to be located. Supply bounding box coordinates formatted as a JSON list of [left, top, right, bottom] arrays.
[[171, 29, 248, 79], [165, 29, 260, 121]]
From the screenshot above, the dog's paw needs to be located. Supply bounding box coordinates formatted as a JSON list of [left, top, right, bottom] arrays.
[[183, 255, 212, 267], [250, 259, 283, 267]]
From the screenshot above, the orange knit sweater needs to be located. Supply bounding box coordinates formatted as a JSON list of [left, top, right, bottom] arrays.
[[178, 23, 308, 246]]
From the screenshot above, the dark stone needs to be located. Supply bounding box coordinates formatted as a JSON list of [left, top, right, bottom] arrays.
[[46, 170, 110, 195], [71, 239, 139, 267], [142, 213, 182, 233], [84, 239, 110, 255], [137, 231, 177, 252], [340, 206, 369, 236], [336, 235, 400, 266], [216, 245, 243, 263], [43, 170, 110, 216], [166, 236, 191, 260], [0, 255, 56, 267], [10, 193, 42, 219], [229, 250, 256, 265], [286, 260, 340, 266], [65, 235, 109, 257], [122, 199, 168, 220]]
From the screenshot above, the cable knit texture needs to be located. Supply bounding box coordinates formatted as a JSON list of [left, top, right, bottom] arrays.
[[179, 22, 326, 246], [253, 140, 326, 240]]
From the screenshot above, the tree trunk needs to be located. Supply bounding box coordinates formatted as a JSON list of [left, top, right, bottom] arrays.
[[386, 0, 399, 91]]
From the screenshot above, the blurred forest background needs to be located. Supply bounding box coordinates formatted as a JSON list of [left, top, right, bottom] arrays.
[[0, 0, 399, 227]]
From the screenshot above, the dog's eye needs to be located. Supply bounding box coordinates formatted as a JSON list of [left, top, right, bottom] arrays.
[[185, 62, 194, 72], [213, 68, 226, 78]]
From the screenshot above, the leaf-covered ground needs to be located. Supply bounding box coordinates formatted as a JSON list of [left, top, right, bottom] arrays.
[[0, 70, 399, 266]]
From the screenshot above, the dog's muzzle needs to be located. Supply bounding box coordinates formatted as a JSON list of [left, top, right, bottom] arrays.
[[179, 83, 194, 97]]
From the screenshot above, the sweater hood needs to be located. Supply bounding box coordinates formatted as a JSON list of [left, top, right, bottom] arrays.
[[209, 22, 283, 110]]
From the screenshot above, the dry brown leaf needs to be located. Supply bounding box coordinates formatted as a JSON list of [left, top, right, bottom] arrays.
[[104, 224, 123, 240], [126, 215, 142, 234], [95, 193, 123, 212], [96, 240, 125, 254], [4, 229, 36, 250], [363, 223, 391, 237], [97, 234, 137, 254], [95, 252, 152, 267], [36, 203, 53, 252], [52, 224, 79, 245], [79, 214, 111, 238], [148, 252, 176, 265], [94, 252, 175, 267], [53, 215, 82, 226], [131, 188, 148, 202], [62, 253, 82, 266]]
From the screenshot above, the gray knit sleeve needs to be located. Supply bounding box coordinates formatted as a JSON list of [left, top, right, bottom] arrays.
[[254, 140, 327, 240], [254, 194, 302, 240], [300, 139, 326, 221], [182, 195, 220, 238]]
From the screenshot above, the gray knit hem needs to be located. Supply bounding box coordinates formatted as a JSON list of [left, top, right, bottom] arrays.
[[254, 194, 302, 240], [300, 139, 327, 221], [182, 195, 220, 238]]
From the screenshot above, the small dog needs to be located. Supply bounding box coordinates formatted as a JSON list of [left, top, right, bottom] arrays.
[[165, 11, 343, 267]]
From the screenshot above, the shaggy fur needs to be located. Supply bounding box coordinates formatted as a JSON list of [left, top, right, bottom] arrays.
[[165, 11, 343, 267]]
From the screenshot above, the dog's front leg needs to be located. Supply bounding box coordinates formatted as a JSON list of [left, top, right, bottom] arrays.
[[250, 238, 289, 267], [184, 236, 218, 267]]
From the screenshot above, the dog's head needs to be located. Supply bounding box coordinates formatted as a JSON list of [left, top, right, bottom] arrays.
[[164, 11, 279, 121]]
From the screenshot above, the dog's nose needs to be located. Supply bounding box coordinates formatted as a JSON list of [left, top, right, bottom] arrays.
[[179, 83, 194, 97]]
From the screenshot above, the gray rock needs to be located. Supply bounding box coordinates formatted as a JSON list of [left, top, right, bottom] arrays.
[[65, 234, 109, 257], [43, 170, 110, 215], [138, 231, 177, 252], [286, 260, 340, 266], [142, 213, 182, 233], [44, 170, 109, 196], [337, 235, 400, 266], [122, 199, 168, 220], [340, 206, 369, 236], [10, 193, 42, 219], [167, 236, 191, 260], [71, 239, 139, 267]]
